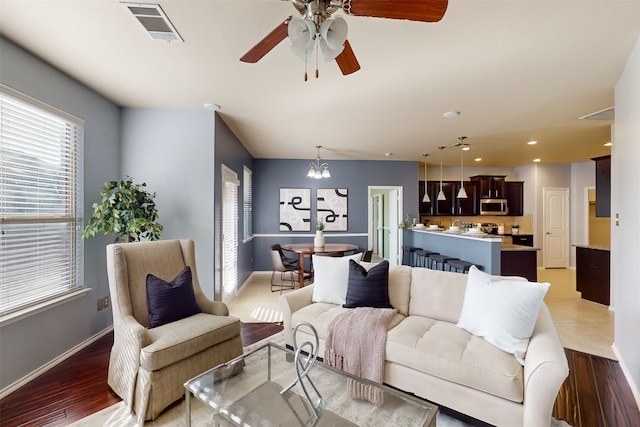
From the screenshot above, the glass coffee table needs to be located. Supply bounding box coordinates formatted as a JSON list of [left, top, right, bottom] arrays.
[[184, 342, 437, 426]]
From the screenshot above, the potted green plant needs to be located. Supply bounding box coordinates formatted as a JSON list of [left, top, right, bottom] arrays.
[[511, 224, 520, 235], [82, 176, 163, 242]]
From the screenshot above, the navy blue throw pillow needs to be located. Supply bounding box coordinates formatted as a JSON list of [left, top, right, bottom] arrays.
[[343, 260, 392, 309], [146, 266, 201, 328]]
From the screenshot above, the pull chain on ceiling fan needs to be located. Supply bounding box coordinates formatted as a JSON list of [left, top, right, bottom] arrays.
[[240, 0, 448, 77]]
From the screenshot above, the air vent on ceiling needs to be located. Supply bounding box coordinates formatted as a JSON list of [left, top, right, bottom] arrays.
[[122, 3, 183, 43], [579, 107, 614, 120]]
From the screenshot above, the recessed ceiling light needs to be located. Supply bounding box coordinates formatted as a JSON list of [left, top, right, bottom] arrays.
[[474, 158, 482, 162], [443, 111, 460, 118], [604, 142, 612, 147], [527, 140, 537, 145], [204, 103, 220, 111], [533, 158, 541, 163]]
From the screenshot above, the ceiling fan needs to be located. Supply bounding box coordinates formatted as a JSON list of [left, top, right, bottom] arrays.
[[240, 0, 448, 78]]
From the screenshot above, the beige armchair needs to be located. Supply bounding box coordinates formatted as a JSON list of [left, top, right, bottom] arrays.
[[106, 239, 243, 422]]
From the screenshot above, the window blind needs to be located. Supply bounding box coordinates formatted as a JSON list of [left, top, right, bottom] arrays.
[[243, 166, 252, 240], [221, 166, 238, 301], [0, 85, 84, 316]]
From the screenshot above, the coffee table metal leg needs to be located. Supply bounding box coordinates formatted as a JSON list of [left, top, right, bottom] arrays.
[[185, 391, 191, 427]]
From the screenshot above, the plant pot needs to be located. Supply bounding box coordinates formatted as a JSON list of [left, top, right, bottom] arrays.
[[512, 228, 519, 235], [314, 230, 325, 248]]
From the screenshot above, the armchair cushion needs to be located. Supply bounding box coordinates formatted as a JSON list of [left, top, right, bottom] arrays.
[[140, 313, 241, 371], [146, 266, 201, 328]]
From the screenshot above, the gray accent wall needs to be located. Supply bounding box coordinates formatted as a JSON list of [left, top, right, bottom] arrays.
[[0, 37, 120, 391], [119, 110, 254, 300], [213, 114, 254, 298], [252, 159, 418, 271]]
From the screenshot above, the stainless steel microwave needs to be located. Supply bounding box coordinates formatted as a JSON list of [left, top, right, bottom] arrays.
[[479, 198, 509, 215]]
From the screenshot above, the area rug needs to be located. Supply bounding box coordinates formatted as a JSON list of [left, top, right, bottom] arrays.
[[69, 333, 571, 427]]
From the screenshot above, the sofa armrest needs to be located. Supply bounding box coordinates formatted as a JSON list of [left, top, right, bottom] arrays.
[[522, 304, 569, 427], [197, 297, 229, 316], [279, 284, 315, 346]]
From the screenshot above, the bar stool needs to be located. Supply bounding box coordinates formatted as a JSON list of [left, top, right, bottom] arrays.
[[401, 246, 420, 266], [429, 254, 458, 271], [415, 249, 439, 268], [446, 259, 481, 274]]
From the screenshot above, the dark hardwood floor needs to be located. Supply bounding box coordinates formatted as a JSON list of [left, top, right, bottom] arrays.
[[1, 323, 638, 427]]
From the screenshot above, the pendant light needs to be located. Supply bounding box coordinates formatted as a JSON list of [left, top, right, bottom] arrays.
[[422, 154, 430, 203], [306, 145, 331, 179], [437, 146, 446, 201], [457, 136, 468, 199]]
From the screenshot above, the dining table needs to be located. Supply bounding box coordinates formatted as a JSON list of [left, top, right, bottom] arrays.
[[281, 243, 359, 288]]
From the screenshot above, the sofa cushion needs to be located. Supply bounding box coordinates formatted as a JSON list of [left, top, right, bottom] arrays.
[[457, 266, 550, 364], [359, 262, 411, 316], [344, 260, 392, 308], [292, 302, 405, 342], [386, 315, 524, 403], [141, 313, 241, 371], [409, 268, 468, 323], [311, 253, 364, 305], [146, 266, 201, 328]]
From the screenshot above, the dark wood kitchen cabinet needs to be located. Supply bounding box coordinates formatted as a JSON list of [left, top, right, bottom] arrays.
[[592, 155, 611, 217], [470, 175, 506, 198], [505, 181, 524, 216], [576, 245, 610, 305], [419, 181, 477, 216]]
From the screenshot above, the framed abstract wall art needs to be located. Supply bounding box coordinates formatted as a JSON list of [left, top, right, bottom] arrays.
[[317, 188, 348, 231], [279, 188, 311, 231]]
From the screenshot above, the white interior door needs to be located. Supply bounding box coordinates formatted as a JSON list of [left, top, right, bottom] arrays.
[[388, 189, 403, 266], [373, 194, 384, 257], [543, 187, 569, 268]]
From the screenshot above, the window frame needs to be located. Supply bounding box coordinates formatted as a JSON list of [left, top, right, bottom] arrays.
[[242, 165, 253, 243], [0, 84, 86, 325]]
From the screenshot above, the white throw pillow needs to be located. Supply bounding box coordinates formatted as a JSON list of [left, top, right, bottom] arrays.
[[457, 265, 550, 365], [311, 253, 363, 305]]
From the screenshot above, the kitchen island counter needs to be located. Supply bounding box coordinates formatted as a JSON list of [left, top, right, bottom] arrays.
[[411, 229, 539, 280]]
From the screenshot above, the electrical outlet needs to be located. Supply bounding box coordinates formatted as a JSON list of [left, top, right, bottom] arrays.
[[97, 296, 110, 311]]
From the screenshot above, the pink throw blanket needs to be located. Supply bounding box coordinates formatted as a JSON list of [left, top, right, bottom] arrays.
[[324, 307, 397, 405]]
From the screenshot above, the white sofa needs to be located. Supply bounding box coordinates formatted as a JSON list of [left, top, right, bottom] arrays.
[[280, 264, 569, 427]]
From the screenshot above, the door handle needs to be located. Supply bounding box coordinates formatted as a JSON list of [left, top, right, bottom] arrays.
[[546, 232, 551, 235]]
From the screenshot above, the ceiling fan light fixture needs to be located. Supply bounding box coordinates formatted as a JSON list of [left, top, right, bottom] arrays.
[[320, 17, 348, 50], [319, 39, 344, 61], [288, 17, 316, 50]]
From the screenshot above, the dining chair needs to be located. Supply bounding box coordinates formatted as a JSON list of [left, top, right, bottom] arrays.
[[270, 244, 298, 293]]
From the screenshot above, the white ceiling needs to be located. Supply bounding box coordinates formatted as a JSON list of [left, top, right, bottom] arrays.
[[1, 0, 639, 167]]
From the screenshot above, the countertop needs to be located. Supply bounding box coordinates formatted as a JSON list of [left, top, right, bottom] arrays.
[[411, 228, 502, 242], [573, 244, 611, 252], [501, 243, 540, 251], [412, 229, 538, 251]]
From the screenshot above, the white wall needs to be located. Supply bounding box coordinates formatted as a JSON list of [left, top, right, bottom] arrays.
[[570, 162, 597, 266], [612, 36, 640, 405]]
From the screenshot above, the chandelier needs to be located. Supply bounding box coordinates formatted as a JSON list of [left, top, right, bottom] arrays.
[[307, 145, 331, 179]]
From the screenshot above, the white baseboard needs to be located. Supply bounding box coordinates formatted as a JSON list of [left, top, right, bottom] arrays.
[[0, 325, 114, 400], [612, 343, 640, 409]]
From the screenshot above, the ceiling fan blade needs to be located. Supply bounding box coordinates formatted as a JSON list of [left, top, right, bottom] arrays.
[[335, 40, 360, 75], [345, 0, 448, 23], [240, 16, 292, 63]]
